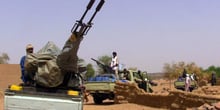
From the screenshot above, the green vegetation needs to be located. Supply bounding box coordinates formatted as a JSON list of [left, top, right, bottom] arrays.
[[163, 61, 220, 81], [163, 61, 204, 80], [203, 65, 220, 78], [0, 53, 10, 64], [77, 53, 220, 82], [85, 63, 95, 79]]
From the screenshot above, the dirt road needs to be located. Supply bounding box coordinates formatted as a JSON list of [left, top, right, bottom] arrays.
[[83, 95, 167, 110], [0, 94, 166, 110]]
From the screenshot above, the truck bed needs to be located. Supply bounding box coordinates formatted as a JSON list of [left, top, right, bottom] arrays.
[[85, 74, 116, 93], [4, 86, 83, 110]]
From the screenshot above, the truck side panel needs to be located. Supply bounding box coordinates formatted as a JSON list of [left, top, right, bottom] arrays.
[[4, 94, 83, 110], [85, 82, 115, 92]]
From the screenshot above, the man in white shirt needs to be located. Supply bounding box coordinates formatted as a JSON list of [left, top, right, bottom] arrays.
[[110, 52, 119, 79], [185, 74, 191, 92]]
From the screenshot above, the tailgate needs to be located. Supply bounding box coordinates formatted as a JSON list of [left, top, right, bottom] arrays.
[[85, 82, 115, 92], [4, 90, 83, 110]]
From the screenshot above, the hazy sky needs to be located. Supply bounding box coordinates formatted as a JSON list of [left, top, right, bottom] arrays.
[[0, 0, 220, 73]]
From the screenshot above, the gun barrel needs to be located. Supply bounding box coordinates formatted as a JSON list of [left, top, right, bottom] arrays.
[[72, 0, 105, 36], [88, 0, 105, 24], [96, 0, 105, 12], [87, 0, 95, 10], [72, 0, 96, 33], [81, 0, 105, 36], [91, 58, 103, 65], [91, 58, 114, 74], [80, 0, 95, 22], [91, 58, 97, 62]]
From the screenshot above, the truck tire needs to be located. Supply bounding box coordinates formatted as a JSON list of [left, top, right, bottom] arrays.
[[189, 87, 194, 92], [93, 96, 103, 104]]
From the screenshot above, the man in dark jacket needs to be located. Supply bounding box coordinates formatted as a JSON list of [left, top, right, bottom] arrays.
[[20, 44, 34, 85], [211, 72, 217, 86]]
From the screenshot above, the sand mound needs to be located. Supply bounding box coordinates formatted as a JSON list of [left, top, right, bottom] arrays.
[[114, 81, 220, 110], [193, 86, 220, 95]]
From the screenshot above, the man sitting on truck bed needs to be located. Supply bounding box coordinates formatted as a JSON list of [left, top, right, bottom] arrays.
[[19, 44, 36, 86], [122, 68, 130, 80]]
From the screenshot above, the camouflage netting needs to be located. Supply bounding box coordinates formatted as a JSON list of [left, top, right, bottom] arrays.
[[25, 41, 63, 87], [114, 81, 220, 110]]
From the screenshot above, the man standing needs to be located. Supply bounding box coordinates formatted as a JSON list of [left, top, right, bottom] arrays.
[[110, 51, 119, 79], [211, 72, 217, 86], [185, 74, 191, 92], [20, 44, 34, 86]]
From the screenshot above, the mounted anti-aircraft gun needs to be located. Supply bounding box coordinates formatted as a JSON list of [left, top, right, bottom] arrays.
[[56, 0, 105, 89], [22, 0, 105, 89], [91, 58, 114, 74], [57, 0, 105, 73], [20, 0, 105, 88], [4, 1, 105, 110]]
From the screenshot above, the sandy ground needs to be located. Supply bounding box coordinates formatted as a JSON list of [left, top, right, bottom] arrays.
[[83, 96, 167, 110], [0, 64, 168, 110], [0, 64, 22, 110], [1, 64, 219, 110], [0, 93, 166, 110]]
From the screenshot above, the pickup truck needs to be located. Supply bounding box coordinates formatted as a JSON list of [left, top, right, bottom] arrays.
[[174, 78, 198, 92], [85, 74, 116, 104], [85, 70, 153, 104], [4, 85, 84, 110]]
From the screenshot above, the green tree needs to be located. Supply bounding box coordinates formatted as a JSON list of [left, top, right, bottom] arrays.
[[163, 61, 203, 80], [77, 58, 96, 80], [204, 65, 220, 77], [0, 53, 10, 64], [97, 55, 111, 65], [96, 55, 112, 74], [85, 63, 95, 79]]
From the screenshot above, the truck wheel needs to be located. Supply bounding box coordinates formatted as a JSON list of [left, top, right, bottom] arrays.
[[189, 87, 194, 92], [93, 96, 103, 104], [181, 88, 185, 91]]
